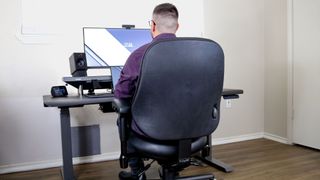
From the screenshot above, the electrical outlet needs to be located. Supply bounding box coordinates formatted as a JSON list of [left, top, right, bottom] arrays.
[[226, 100, 232, 108]]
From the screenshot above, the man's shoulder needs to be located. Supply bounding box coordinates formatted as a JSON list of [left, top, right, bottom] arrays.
[[128, 43, 150, 60], [134, 43, 150, 54]]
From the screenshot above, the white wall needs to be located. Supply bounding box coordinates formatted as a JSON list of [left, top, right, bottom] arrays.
[[0, 0, 204, 173], [204, 0, 265, 138], [264, 0, 287, 138]]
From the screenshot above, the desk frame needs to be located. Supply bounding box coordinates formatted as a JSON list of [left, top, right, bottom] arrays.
[[44, 95, 114, 180], [43, 89, 243, 180], [60, 108, 74, 179]]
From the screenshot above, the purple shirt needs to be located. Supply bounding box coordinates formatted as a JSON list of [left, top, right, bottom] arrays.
[[114, 33, 176, 136], [114, 33, 176, 98]]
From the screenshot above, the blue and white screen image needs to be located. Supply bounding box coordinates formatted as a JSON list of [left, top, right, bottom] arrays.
[[83, 28, 152, 67]]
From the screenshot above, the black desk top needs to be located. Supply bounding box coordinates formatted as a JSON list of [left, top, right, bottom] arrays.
[[221, 88, 243, 96], [43, 88, 243, 108]]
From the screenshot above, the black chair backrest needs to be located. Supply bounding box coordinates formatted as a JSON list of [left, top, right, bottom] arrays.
[[131, 38, 224, 140]]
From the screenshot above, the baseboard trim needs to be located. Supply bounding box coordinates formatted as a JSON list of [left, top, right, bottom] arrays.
[[211, 132, 264, 145], [0, 132, 288, 174], [263, 132, 289, 144], [0, 152, 119, 175]]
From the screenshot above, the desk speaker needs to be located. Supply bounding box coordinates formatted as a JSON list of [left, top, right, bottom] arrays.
[[69, 52, 87, 77]]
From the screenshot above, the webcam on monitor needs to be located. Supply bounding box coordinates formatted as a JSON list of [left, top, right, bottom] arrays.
[[122, 24, 135, 29]]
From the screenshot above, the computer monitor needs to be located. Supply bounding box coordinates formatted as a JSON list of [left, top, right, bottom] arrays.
[[83, 27, 153, 68]]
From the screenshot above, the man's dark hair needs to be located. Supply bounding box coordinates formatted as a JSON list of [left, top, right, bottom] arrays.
[[153, 3, 179, 19], [152, 3, 179, 33]]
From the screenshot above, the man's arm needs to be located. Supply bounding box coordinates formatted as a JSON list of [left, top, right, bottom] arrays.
[[114, 46, 147, 98]]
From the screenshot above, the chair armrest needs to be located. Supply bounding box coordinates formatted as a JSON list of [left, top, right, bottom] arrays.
[[112, 98, 132, 114], [112, 98, 132, 169]]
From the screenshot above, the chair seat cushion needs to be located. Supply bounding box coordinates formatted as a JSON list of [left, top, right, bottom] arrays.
[[128, 133, 207, 161]]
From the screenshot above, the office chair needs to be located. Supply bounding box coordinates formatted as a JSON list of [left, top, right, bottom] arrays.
[[113, 37, 224, 180]]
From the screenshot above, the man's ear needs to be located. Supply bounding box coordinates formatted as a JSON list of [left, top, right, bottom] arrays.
[[175, 23, 179, 32], [152, 23, 156, 32], [151, 23, 157, 38]]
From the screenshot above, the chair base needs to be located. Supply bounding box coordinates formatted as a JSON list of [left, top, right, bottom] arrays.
[[194, 155, 233, 173], [176, 174, 215, 180], [159, 165, 215, 180]]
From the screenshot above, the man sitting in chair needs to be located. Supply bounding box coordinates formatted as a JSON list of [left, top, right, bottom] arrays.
[[114, 3, 180, 180]]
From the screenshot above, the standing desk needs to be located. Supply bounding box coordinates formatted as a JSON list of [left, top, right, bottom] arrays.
[[43, 88, 243, 180]]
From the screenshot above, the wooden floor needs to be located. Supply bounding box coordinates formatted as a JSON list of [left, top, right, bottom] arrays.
[[1, 139, 320, 180]]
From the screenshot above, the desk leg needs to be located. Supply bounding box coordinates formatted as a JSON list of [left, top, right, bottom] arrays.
[[194, 135, 233, 173], [60, 108, 75, 180]]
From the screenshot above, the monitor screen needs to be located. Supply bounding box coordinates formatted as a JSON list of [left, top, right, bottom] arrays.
[[83, 27, 152, 67]]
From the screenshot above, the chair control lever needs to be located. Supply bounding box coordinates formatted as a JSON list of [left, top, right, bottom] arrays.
[[212, 107, 218, 119]]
